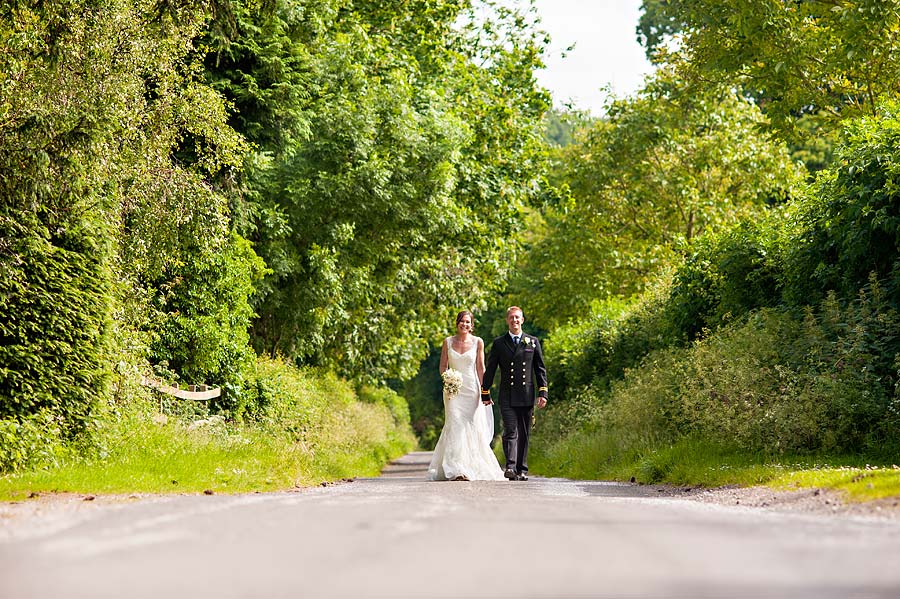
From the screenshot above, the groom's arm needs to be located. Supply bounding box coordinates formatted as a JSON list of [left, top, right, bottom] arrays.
[[481, 339, 499, 404], [533, 337, 548, 408]]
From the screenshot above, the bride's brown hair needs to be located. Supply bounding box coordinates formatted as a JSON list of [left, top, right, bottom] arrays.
[[455, 310, 474, 325]]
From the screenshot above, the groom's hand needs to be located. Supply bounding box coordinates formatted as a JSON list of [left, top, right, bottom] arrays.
[[482, 399, 494, 406], [537, 397, 547, 409]]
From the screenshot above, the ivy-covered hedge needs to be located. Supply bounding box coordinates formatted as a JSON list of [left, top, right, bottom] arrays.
[[0, 201, 112, 437]]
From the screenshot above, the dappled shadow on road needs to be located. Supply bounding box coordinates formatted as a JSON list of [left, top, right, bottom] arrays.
[[378, 451, 432, 478], [572, 479, 688, 499]]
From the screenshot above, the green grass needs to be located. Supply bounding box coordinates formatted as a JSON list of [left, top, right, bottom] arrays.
[[0, 418, 412, 501], [772, 466, 900, 502], [0, 358, 416, 501], [529, 432, 900, 502], [0, 426, 302, 499]]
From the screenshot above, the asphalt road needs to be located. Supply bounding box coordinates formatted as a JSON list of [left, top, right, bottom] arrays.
[[2, 451, 900, 599]]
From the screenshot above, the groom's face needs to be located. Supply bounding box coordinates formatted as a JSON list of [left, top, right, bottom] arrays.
[[506, 310, 523, 335]]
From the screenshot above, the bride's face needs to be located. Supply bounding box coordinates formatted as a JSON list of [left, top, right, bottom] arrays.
[[456, 315, 472, 335]]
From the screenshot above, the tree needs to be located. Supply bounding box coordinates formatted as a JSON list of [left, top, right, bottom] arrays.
[[0, 0, 259, 434], [512, 70, 805, 329], [544, 109, 590, 147], [637, 0, 687, 61], [641, 0, 900, 138], [203, 0, 552, 381]]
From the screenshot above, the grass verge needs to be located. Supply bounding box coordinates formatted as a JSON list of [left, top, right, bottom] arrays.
[[529, 433, 900, 503], [0, 358, 416, 501]]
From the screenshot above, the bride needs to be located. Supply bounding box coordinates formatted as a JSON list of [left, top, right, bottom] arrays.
[[427, 311, 505, 481]]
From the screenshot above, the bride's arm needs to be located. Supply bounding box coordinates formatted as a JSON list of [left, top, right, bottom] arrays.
[[476, 337, 486, 385], [439, 337, 449, 374]]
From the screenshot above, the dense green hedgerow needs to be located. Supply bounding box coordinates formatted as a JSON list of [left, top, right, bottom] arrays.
[[782, 102, 900, 308], [538, 103, 900, 473], [533, 289, 900, 480], [0, 222, 112, 434]]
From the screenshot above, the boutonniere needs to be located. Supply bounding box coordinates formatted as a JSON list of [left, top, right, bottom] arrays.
[[523, 337, 533, 347]]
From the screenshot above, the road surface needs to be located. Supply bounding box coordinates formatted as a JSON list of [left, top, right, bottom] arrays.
[[2, 451, 899, 598]]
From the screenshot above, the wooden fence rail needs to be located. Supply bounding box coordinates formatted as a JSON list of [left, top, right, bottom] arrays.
[[140, 376, 221, 401]]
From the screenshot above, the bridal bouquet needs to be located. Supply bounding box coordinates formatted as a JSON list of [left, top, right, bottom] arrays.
[[441, 368, 463, 399]]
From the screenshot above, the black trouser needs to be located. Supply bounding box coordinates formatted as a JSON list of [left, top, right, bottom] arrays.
[[500, 402, 534, 474]]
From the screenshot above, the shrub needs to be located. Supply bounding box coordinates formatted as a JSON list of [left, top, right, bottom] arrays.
[[782, 101, 900, 308], [666, 217, 783, 339], [0, 204, 112, 437], [545, 281, 679, 402], [148, 233, 267, 418], [0, 412, 68, 472], [357, 385, 412, 429]]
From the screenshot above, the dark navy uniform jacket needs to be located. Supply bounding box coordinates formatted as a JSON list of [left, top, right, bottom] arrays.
[[481, 333, 548, 407]]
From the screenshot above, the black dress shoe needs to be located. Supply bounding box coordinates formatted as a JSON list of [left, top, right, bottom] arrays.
[[516, 473, 528, 481], [504, 469, 517, 480]]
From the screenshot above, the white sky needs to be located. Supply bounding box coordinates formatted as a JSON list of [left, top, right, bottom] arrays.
[[531, 0, 655, 115]]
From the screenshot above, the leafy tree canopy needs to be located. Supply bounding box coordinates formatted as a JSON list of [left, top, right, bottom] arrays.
[[511, 69, 805, 330], [640, 0, 900, 140], [202, 0, 552, 381]]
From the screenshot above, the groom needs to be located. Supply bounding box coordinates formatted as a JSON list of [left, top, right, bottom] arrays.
[[481, 306, 548, 481]]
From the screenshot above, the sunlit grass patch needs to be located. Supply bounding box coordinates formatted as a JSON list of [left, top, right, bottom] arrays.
[[0, 421, 309, 500], [771, 464, 900, 502], [530, 430, 900, 503]]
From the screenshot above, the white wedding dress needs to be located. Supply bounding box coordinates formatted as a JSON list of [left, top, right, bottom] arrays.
[[427, 337, 505, 481]]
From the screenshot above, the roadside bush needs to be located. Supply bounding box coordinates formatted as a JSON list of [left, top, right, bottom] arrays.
[[0, 226, 112, 435], [357, 385, 412, 429], [0, 412, 68, 472], [252, 356, 416, 455], [666, 218, 783, 339], [148, 233, 267, 418], [679, 289, 898, 454], [782, 102, 900, 307], [545, 280, 679, 401], [536, 283, 900, 478]]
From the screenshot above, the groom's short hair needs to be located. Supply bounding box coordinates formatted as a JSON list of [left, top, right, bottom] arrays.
[[506, 306, 523, 317]]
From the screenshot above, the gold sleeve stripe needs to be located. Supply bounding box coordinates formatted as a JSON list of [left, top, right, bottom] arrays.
[[481, 389, 491, 395], [538, 387, 548, 391]]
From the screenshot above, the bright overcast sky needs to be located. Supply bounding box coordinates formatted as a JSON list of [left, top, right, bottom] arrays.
[[531, 0, 655, 115]]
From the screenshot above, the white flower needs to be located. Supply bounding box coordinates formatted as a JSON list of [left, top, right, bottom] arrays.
[[441, 368, 463, 399]]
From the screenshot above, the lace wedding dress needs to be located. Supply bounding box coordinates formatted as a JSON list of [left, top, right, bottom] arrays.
[[427, 337, 505, 481]]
